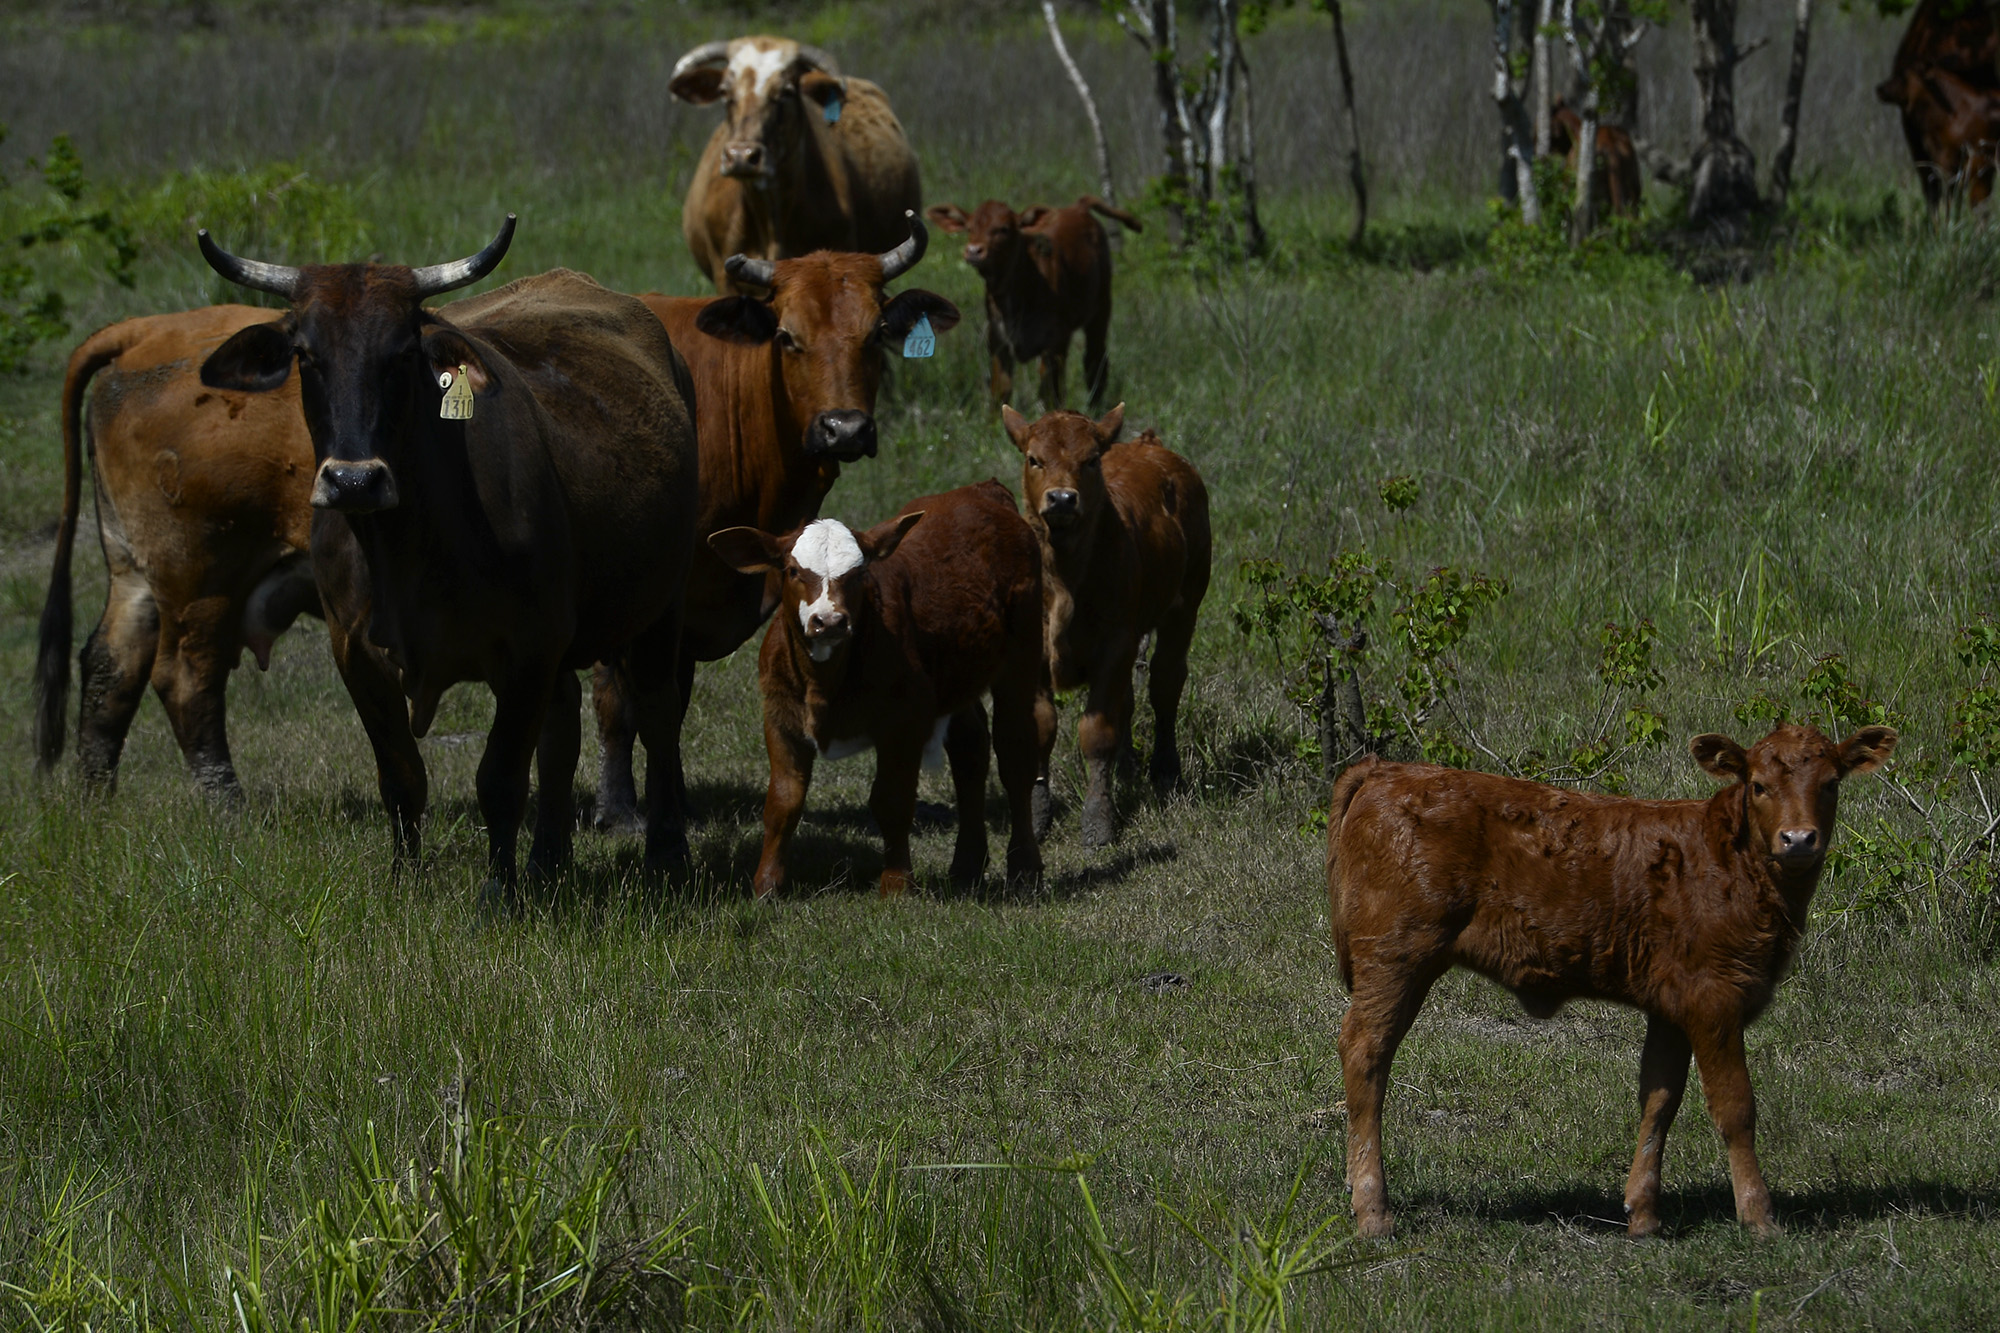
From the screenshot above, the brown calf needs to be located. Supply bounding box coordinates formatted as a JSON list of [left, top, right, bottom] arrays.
[[1879, 0, 2000, 211], [1326, 723, 1897, 1239], [1877, 63, 2000, 208], [1003, 404, 1210, 847], [710, 480, 1052, 898], [1549, 99, 1642, 218], [925, 196, 1140, 410]]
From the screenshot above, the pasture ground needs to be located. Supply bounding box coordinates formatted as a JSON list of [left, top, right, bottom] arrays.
[[2, 4, 1999, 1328]]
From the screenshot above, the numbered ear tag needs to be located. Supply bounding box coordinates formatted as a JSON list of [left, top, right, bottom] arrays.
[[902, 315, 934, 359], [823, 92, 842, 125], [439, 364, 474, 421]]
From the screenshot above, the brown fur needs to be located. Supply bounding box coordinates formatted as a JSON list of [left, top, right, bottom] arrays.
[[1002, 404, 1211, 848], [673, 36, 924, 293], [1548, 100, 1643, 219], [1326, 723, 1897, 1240], [33, 309, 317, 798], [925, 196, 1140, 409], [1879, 62, 2000, 208], [1879, 1, 2000, 210], [709, 479, 1051, 898]]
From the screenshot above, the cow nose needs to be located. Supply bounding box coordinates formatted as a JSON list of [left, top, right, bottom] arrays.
[[1041, 489, 1080, 522], [1777, 828, 1820, 857], [311, 458, 400, 514], [720, 142, 767, 178], [805, 410, 877, 459], [964, 244, 986, 264], [808, 608, 848, 637]]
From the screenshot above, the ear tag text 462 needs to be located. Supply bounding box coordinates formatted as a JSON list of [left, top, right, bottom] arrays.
[[902, 315, 934, 359], [439, 365, 474, 421], [823, 92, 842, 125]]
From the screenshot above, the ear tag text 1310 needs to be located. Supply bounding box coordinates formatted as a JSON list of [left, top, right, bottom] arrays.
[[823, 93, 842, 125], [902, 315, 934, 359], [439, 365, 474, 421]]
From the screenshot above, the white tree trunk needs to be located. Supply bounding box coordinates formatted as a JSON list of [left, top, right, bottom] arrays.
[[1044, 1, 1117, 205]]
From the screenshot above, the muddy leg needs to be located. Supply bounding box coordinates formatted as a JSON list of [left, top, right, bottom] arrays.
[[1338, 961, 1444, 1239], [590, 660, 643, 833], [75, 574, 158, 794], [1690, 1021, 1780, 1236], [752, 721, 815, 900], [944, 704, 991, 888], [1623, 1013, 1693, 1238], [151, 597, 243, 802], [1077, 653, 1136, 848], [527, 669, 581, 882]]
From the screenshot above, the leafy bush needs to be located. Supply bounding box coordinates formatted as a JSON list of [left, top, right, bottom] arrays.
[[121, 161, 367, 266], [0, 128, 136, 370]]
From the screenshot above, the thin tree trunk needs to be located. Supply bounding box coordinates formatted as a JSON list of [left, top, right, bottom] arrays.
[[1492, 0, 1541, 224], [1533, 0, 1555, 155], [1769, 0, 1815, 207], [1563, 0, 1598, 243], [1121, 0, 1194, 240], [1233, 45, 1267, 254], [1687, 0, 1759, 235], [1328, 0, 1368, 246], [1044, 0, 1117, 205], [1207, 0, 1238, 204]]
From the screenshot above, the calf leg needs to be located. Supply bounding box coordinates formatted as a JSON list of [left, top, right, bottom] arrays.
[[990, 669, 1048, 889], [752, 722, 816, 900], [150, 597, 243, 802], [75, 574, 158, 793], [944, 705, 991, 888], [1030, 665, 1059, 842], [527, 669, 581, 882], [870, 741, 924, 898], [1623, 1014, 1693, 1237], [1083, 308, 1111, 408], [1078, 652, 1137, 848], [1148, 609, 1197, 796], [1038, 347, 1069, 411], [590, 661, 643, 833], [988, 327, 1016, 412], [1339, 959, 1445, 1240], [1689, 1022, 1779, 1235], [327, 619, 427, 865]]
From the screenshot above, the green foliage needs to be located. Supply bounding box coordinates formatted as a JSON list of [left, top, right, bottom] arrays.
[[120, 161, 367, 266], [1376, 473, 1420, 512], [1953, 615, 2000, 769], [0, 128, 136, 371]]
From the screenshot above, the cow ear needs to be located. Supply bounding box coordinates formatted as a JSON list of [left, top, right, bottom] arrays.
[[800, 71, 845, 119], [708, 526, 785, 573], [1019, 206, 1052, 228], [669, 65, 727, 106], [1690, 734, 1748, 781], [200, 320, 293, 393], [858, 510, 923, 562], [1028, 231, 1056, 258], [419, 325, 493, 393], [1093, 402, 1125, 445], [881, 290, 961, 343], [1839, 726, 1898, 775], [924, 204, 970, 233], [1000, 405, 1032, 452], [696, 296, 780, 344]]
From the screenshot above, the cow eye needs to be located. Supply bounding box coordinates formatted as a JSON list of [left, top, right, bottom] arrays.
[[1027, 456, 1042, 469], [1751, 782, 1768, 797], [1082, 456, 1100, 470], [775, 328, 801, 353]]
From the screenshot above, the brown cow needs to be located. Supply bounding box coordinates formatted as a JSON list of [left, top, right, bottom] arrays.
[[1003, 404, 1210, 848], [1326, 723, 1898, 1240], [1548, 99, 1642, 219], [33, 309, 320, 798], [925, 196, 1140, 410], [1879, 0, 2000, 209], [589, 218, 961, 829], [671, 35, 923, 294], [709, 480, 1052, 899], [1877, 62, 2000, 208]]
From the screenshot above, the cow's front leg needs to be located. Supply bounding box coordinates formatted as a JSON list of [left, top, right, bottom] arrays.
[[870, 739, 924, 897], [527, 668, 581, 882], [1623, 1013, 1693, 1237], [1077, 652, 1137, 848], [753, 723, 815, 900], [1690, 1019, 1779, 1236], [476, 666, 557, 912], [1039, 346, 1069, 410]]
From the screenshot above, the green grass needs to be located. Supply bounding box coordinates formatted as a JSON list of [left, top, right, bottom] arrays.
[[3, 5, 2000, 1329]]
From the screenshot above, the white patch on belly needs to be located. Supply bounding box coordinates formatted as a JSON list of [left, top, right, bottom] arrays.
[[793, 518, 865, 638], [815, 716, 952, 768], [731, 42, 795, 99], [922, 716, 950, 771]]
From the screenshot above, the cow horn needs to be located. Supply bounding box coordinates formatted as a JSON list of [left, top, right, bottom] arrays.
[[410, 215, 517, 298], [724, 253, 779, 289], [197, 230, 301, 299], [876, 211, 927, 281], [794, 43, 841, 75], [671, 39, 734, 82]]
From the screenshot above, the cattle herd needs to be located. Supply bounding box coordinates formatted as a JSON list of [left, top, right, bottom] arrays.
[[22, 28, 1932, 1242]]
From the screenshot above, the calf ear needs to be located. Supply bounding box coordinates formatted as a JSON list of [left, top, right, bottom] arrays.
[[669, 65, 727, 106], [1839, 726, 1898, 775], [857, 510, 923, 562], [200, 320, 293, 393], [1094, 402, 1125, 445], [708, 526, 785, 573], [696, 296, 780, 344], [1690, 733, 1748, 781], [419, 325, 493, 393], [1000, 405, 1032, 452], [1019, 206, 1052, 228], [925, 204, 970, 233], [881, 289, 962, 342]]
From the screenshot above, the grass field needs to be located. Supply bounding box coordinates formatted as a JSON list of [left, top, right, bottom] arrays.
[[3, 3, 2000, 1329]]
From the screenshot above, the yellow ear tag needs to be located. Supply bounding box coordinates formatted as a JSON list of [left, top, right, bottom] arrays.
[[439, 364, 475, 421]]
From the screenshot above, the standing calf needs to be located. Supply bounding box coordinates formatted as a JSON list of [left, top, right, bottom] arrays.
[[925, 195, 1140, 410], [1326, 724, 1897, 1239], [710, 480, 1052, 898], [1004, 405, 1210, 847]]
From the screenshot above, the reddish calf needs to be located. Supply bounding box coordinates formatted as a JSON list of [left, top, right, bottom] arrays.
[[1004, 405, 1211, 847], [1876, 63, 2000, 208], [710, 480, 1053, 898], [1549, 99, 1643, 218], [1326, 724, 1897, 1239], [925, 195, 1140, 410]]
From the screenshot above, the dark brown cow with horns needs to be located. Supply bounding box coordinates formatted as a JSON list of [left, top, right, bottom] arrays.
[[671, 35, 924, 294], [195, 218, 701, 905]]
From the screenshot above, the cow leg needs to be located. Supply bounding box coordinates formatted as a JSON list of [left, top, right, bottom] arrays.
[[590, 661, 643, 833], [1623, 1013, 1693, 1238], [527, 668, 581, 882], [752, 722, 815, 900], [989, 349, 1015, 413], [1689, 1021, 1779, 1236], [1339, 959, 1446, 1240], [327, 619, 427, 866], [150, 597, 244, 802], [475, 668, 557, 911], [1148, 610, 1197, 796], [625, 617, 691, 875], [991, 669, 1048, 890], [1077, 652, 1137, 848], [870, 740, 925, 898], [944, 704, 991, 889], [1039, 347, 1068, 411], [1083, 308, 1111, 409], [1029, 666, 1060, 843], [75, 573, 159, 794]]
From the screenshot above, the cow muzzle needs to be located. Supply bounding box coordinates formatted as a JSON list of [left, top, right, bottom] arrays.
[[1773, 827, 1823, 862], [805, 410, 878, 460], [1039, 489, 1082, 528], [312, 458, 400, 514], [719, 141, 773, 183]]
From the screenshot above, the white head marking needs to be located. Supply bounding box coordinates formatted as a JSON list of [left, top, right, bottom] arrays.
[[731, 41, 795, 99], [793, 518, 865, 656]]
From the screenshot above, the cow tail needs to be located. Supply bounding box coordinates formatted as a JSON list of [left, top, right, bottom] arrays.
[[35, 324, 126, 771], [1081, 196, 1144, 233], [1324, 754, 1379, 993]]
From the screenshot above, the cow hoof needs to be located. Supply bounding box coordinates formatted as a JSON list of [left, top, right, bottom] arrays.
[[1030, 780, 1055, 842], [1356, 1211, 1394, 1240], [1625, 1212, 1662, 1240], [477, 876, 521, 920], [1006, 846, 1044, 892], [592, 802, 645, 836], [948, 853, 987, 890], [1080, 801, 1117, 849], [1149, 756, 1182, 797]]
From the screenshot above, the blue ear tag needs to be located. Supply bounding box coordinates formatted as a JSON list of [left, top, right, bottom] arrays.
[[902, 314, 935, 358], [823, 93, 842, 125]]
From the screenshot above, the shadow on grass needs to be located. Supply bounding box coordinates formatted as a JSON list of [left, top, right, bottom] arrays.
[[1406, 1176, 2000, 1236]]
